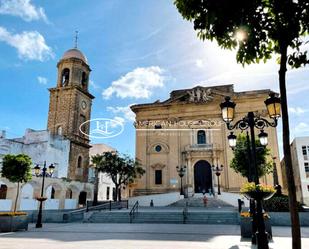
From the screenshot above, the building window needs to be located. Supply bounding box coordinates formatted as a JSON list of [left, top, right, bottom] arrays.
[[57, 126, 63, 136], [51, 187, 55, 199], [106, 187, 110, 200], [155, 145, 162, 152], [155, 170, 162, 185], [302, 146, 309, 160], [80, 115, 86, 133], [197, 130, 206, 144], [61, 68, 70, 86], [0, 184, 7, 199], [77, 156, 82, 168], [305, 162, 309, 177], [81, 71, 87, 87]]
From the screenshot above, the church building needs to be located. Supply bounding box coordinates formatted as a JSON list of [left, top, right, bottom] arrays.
[[131, 85, 283, 196]]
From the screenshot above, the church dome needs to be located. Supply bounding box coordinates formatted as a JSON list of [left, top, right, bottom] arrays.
[[61, 48, 88, 64]]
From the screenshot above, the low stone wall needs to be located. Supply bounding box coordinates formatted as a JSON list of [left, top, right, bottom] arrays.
[[269, 212, 309, 226], [25, 209, 74, 223], [129, 192, 184, 207]]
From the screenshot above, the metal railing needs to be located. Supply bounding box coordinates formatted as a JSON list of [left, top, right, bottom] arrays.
[[129, 201, 139, 223], [63, 200, 129, 222], [86, 200, 129, 212], [183, 201, 188, 224]]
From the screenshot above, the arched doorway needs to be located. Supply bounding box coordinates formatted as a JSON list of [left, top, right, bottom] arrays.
[[78, 191, 87, 206], [0, 184, 7, 199], [194, 160, 213, 193]]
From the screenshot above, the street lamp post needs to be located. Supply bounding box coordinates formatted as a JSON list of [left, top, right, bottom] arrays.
[[176, 165, 186, 195], [212, 165, 223, 195], [220, 93, 281, 249], [34, 161, 55, 228]]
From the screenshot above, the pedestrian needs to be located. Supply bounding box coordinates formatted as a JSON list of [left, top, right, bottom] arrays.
[[203, 194, 208, 207]]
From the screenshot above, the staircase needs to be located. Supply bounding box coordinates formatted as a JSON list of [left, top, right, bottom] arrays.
[[87, 208, 239, 225], [86, 195, 239, 224], [169, 195, 234, 208]]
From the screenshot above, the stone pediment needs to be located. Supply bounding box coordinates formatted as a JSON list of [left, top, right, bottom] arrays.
[[165, 85, 233, 104]]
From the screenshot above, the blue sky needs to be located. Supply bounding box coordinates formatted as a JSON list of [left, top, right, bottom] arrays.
[[0, 0, 308, 157]]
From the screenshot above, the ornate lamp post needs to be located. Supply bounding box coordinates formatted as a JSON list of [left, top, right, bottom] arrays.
[[176, 165, 186, 195], [212, 164, 224, 195], [34, 161, 55, 228], [220, 93, 281, 249]]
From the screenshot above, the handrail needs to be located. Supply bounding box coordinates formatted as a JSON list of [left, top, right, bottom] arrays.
[[183, 201, 188, 224], [63, 200, 129, 222], [129, 201, 139, 223]]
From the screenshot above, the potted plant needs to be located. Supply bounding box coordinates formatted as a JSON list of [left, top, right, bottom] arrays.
[[240, 211, 272, 239], [241, 182, 276, 201], [0, 212, 29, 232], [0, 154, 32, 232]]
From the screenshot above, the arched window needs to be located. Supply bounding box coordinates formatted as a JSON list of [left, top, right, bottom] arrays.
[[51, 187, 55, 199], [81, 72, 87, 87], [197, 130, 206, 144], [61, 68, 70, 86], [77, 156, 82, 168], [57, 126, 63, 136], [0, 184, 7, 199]]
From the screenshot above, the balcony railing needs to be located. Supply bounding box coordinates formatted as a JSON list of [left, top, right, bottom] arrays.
[[185, 143, 213, 151]]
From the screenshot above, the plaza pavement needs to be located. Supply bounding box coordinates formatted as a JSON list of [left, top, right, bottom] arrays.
[[0, 223, 308, 249]]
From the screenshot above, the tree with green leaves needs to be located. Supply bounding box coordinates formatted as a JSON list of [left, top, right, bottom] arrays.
[[174, 1, 308, 247], [92, 152, 145, 201], [230, 134, 273, 179], [1, 154, 32, 212]]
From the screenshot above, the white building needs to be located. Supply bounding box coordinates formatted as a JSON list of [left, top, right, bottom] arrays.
[[0, 129, 93, 211], [281, 137, 309, 206], [0, 129, 70, 178], [89, 144, 116, 201]]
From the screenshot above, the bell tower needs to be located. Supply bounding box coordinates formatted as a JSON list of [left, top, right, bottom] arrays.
[[47, 47, 94, 182]]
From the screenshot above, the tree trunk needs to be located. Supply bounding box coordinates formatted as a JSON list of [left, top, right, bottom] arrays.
[[14, 182, 20, 212], [114, 184, 119, 201], [93, 168, 99, 206], [118, 186, 122, 201], [279, 43, 301, 249]]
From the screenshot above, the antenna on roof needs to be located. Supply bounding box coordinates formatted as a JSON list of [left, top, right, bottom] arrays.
[[74, 31, 78, 48]]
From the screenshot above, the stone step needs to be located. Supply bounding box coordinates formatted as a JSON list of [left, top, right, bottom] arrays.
[[87, 210, 239, 224]]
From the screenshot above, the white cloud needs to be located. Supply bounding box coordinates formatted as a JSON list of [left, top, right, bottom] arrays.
[[37, 76, 47, 85], [107, 105, 136, 122], [102, 66, 165, 99], [89, 80, 100, 90], [0, 0, 48, 22], [113, 116, 125, 126], [0, 27, 53, 61], [288, 107, 307, 115], [195, 59, 204, 68], [293, 122, 309, 135]]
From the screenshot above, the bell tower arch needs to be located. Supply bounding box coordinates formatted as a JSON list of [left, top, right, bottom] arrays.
[[47, 47, 94, 182]]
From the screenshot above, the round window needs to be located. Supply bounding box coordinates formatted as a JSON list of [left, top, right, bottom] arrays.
[[155, 145, 162, 152]]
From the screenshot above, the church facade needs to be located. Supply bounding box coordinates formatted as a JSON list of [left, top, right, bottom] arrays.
[[131, 85, 283, 196]]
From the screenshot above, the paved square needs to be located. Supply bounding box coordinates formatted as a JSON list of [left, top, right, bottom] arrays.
[[0, 223, 308, 249]]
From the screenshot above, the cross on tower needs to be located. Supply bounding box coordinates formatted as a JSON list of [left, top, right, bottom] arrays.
[[74, 31, 78, 48]]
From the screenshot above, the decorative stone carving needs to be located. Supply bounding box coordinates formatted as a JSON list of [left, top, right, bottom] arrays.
[[186, 88, 213, 103], [150, 163, 166, 170]]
